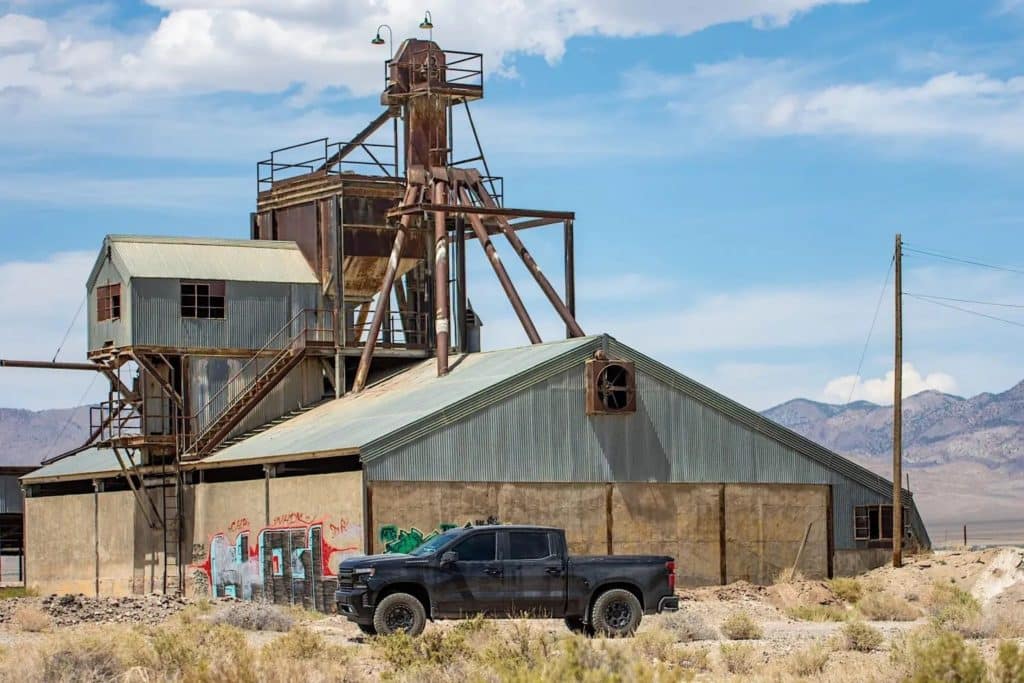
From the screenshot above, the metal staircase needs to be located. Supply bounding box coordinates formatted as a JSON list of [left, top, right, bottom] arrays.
[[185, 309, 333, 459]]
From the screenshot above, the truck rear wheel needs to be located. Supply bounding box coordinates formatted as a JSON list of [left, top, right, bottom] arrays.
[[590, 588, 642, 638], [373, 592, 427, 636], [564, 616, 595, 637]]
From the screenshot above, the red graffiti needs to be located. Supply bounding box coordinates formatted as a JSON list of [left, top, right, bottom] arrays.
[[228, 517, 250, 533], [329, 519, 350, 536], [271, 511, 316, 527]]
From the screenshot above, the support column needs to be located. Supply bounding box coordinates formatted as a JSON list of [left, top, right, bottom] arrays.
[[565, 219, 576, 339], [456, 214, 467, 353], [433, 178, 450, 375]]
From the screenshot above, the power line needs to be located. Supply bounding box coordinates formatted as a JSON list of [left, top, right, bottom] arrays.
[[903, 246, 1024, 276], [52, 294, 87, 363], [905, 294, 1024, 329], [845, 254, 895, 405], [904, 293, 1024, 309], [48, 372, 101, 453]]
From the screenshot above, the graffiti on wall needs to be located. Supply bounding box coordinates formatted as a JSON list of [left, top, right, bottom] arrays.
[[379, 516, 499, 553], [190, 514, 362, 612]]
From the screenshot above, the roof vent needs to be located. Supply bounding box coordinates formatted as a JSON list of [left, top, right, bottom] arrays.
[[585, 358, 636, 415]]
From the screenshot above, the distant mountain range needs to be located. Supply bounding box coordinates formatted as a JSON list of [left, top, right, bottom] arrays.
[[763, 380, 1024, 473], [0, 406, 91, 467]]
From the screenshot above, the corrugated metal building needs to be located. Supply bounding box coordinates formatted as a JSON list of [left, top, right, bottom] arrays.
[[23, 334, 928, 600]]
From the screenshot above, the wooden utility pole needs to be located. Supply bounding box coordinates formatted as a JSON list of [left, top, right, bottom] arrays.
[[893, 233, 903, 568]]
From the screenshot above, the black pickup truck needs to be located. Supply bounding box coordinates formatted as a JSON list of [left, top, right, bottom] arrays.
[[334, 524, 678, 637]]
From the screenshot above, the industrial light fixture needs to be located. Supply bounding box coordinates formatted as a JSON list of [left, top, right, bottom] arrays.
[[371, 24, 393, 58], [419, 11, 433, 30]]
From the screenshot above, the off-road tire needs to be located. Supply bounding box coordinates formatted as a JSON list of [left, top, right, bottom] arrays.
[[590, 588, 642, 637], [357, 623, 378, 636], [372, 592, 427, 636], [564, 616, 596, 637]]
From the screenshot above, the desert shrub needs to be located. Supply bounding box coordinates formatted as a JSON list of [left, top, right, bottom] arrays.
[[978, 613, 1024, 640], [829, 577, 863, 604], [0, 586, 38, 599], [787, 643, 831, 677], [13, 606, 51, 632], [270, 626, 328, 660], [37, 626, 159, 683], [373, 627, 470, 671], [774, 567, 805, 584], [210, 601, 295, 632], [857, 591, 920, 621], [892, 628, 987, 683], [659, 611, 717, 641], [928, 582, 981, 628], [993, 641, 1024, 683], [719, 611, 763, 640], [786, 604, 848, 622], [719, 642, 758, 674], [677, 645, 711, 672], [149, 620, 255, 680], [633, 628, 679, 664], [841, 620, 883, 652]]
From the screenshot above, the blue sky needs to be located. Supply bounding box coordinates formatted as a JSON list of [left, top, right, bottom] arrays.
[[1, 0, 1024, 410]]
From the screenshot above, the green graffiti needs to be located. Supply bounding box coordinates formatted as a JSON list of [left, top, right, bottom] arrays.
[[380, 523, 458, 554]]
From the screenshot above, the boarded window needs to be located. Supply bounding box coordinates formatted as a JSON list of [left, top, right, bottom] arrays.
[[181, 281, 226, 319], [854, 505, 911, 542], [96, 283, 121, 322]]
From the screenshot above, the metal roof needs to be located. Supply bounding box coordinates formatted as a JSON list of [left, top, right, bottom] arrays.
[[22, 447, 121, 482], [86, 235, 319, 289], [199, 335, 602, 467]]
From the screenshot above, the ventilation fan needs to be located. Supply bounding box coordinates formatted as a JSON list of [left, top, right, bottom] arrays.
[[585, 359, 636, 415]]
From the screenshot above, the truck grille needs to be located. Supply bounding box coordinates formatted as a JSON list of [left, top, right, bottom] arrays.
[[338, 568, 355, 590]]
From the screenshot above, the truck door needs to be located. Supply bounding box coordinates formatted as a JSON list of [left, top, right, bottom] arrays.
[[432, 530, 505, 617], [502, 530, 566, 618]]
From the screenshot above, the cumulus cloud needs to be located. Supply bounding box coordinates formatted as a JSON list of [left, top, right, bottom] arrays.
[[824, 363, 958, 404]]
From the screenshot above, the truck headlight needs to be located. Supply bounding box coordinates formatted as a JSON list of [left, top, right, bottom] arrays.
[[354, 568, 375, 583]]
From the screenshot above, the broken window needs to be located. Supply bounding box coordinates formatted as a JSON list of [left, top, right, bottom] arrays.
[[96, 283, 121, 322], [854, 505, 911, 542], [181, 281, 226, 319]]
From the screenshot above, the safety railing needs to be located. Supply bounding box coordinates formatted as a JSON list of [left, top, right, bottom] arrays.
[[258, 133, 401, 190], [347, 310, 430, 349], [385, 48, 483, 92]]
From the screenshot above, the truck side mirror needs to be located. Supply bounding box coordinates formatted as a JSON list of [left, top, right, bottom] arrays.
[[440, 551, 458, 567]]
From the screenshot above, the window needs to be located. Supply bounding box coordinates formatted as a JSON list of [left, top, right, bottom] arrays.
[[453, 532, 496, 562], [508, 532, 551, 560], [181, 281, 225, 319], [854, 505, 910, 542], [96, 284, 121, 322]]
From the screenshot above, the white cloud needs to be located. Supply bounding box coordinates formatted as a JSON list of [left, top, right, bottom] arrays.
[[0, 1, 858, 102], [628, 60, 1024, 152], [823, 363, 959, 405], [0, 250, 108, 410]]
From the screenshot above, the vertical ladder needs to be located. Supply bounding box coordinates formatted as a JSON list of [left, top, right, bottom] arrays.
[[161, 459, 182, 595]]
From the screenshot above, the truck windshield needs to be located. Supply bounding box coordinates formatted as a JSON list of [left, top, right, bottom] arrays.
[[408, 529, 463, 557]]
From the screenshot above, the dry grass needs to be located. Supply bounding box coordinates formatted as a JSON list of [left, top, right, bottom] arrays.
[[0, 586, 38, 599], [719, 642, 758, 674], [787, 643, 832, 677], [719, 611, 763, 640], [993, 641, 1024, 683], [657, 611, 718, 641], [774, 567, 806, 584], [927, 581, 982, 630], [786, 603, 849, 622], [890, 627, 987, 683], [12, 606, 51, 633], [841, 620, 884, 652], [856, 590, 921, 621], [210, 601, 296, 632], [829, 577, 863, 604]]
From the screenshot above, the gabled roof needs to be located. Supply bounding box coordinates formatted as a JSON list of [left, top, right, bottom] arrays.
[[86, 235, 319, 289]]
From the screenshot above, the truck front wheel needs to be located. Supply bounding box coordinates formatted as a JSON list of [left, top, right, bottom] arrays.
[[590, 589, 642, 638], [373, 592, 427, 636]]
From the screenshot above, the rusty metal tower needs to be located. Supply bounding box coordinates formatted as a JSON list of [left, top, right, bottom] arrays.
[[254, 39, 584, 392]]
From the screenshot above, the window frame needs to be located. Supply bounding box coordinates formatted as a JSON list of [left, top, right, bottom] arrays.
[[96, 283, 121, 322], [507, 531, 555, 561], [180, 280, 226, 320], [854, 504, 912, 543]]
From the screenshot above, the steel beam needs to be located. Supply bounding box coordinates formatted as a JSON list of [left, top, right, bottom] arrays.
[[433, 178, 451, 375]]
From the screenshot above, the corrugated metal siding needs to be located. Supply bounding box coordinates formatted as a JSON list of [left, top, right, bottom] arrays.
[[87, 258, 131, 352], [368, 366, 916, 550], [189, 356, 324, 440], [0, 475, 23, 514], [131, 278, 322, 351]]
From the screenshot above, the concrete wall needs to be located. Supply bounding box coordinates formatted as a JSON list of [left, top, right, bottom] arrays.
[[834, 548, 890, 576], [187, 471, 363, 611], [369, 481, 830, 585], [96, 490, 137, 595], [25, 493, 96, 595]]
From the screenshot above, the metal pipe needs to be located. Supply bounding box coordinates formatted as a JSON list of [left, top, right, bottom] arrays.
[[0, 359, 99, 371], [433, 178, 450, 375], [353, 185, 419, 392], [457, 184, 541, 344], [565, 219, 576, 338], [456, 213, 467, 353]]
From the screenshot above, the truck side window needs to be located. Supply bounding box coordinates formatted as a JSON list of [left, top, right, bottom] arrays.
[[508, 532, 551, 560], [453, 532, 496, 561]]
